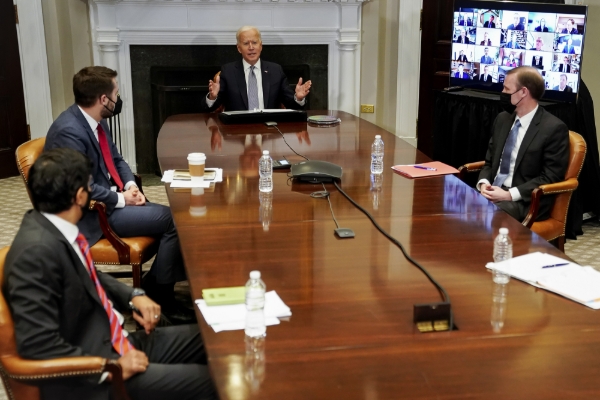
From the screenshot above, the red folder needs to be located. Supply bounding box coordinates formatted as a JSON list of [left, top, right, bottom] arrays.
[[391, 161, 459, 179]]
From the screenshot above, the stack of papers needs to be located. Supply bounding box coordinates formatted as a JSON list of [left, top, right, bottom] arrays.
[[486, 252, 600, 309], [195, 291, 292, 332], [161, 168, 223, 188]]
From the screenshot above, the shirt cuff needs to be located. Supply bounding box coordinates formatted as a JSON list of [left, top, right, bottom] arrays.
[[509, 187, 521, 201], [124, 181, 137, 191], [294, 94, 306, 106], [116, 193, 125, 208], [206, 94, 217, 107], [99, 371, 109, 384], [477, 179, 491, 192]]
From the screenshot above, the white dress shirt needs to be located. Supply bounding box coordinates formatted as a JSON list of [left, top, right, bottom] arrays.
[[205, 58, 305, 108], [478, 105, 539, 201], [78, 106, 136, 208]]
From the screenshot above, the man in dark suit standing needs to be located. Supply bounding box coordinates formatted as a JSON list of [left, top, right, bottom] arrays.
[[2, 148, 216, 400], [44, 67, 193, 324], [479, 66, 493, 83], [558, 56, 571, 73], [457, 50, 468, 62], [455, 28, 471, 44], [478, 66, 569, 222], [484, 15, 496, 28], [202, 26, 312, 112], [532, 55, 544, 69], [553, 74, 573, 92]]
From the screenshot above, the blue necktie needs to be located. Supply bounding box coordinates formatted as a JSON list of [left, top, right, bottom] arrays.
[[247, 66, 259, 110], [493, 119, 521, 187]]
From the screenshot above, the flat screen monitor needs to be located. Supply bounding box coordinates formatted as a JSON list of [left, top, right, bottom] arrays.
[[450, 0, 587, 103]]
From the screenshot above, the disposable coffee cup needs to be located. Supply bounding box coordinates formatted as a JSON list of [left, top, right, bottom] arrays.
[[187, 153, 206, 183]]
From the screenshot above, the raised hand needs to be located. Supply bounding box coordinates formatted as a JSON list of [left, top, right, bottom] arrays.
[[208, 74, 221, 100], [295, 78, 312, 101]]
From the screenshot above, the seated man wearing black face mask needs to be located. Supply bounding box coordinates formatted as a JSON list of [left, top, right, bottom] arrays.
[[477, 66, 569, 222], [44, 66, 194, 324]]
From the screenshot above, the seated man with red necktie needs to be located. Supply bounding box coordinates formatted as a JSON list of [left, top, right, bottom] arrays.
[[2, 148, 215, 400], [44, 66, 193, 324]]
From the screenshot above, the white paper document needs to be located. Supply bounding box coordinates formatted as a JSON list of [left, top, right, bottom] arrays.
[[486, 252, 600, 309], [162, 168, 223, 188], [195, 290, 292, 332]]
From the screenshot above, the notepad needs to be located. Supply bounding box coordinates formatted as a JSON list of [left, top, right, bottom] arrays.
[[202, 286, 246, 306], [391, 161, 459, 178]]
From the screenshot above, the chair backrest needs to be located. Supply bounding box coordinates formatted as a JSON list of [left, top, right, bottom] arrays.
[[0, 246, 41, 399], [548, 130, 586, 223], [15, 138, 46, 205]]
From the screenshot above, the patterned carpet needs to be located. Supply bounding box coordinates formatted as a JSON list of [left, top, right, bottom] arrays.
[[0, 175, 598, 399]]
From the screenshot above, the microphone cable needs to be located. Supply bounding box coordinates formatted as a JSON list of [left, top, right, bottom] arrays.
[[271, 124, 310, 161], [310, 183, 340, 229]]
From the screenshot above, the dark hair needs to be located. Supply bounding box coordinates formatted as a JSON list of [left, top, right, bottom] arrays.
[[568, 18, 575, 24], [73, 66, 118, 108], [28, 148, 92, 214], [507, 66, 545, 100]]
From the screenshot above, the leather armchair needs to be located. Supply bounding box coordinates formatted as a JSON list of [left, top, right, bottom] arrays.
[[0, 247, 130, 400], [15, 138, 159, 287], [458, 131, 587, 252]]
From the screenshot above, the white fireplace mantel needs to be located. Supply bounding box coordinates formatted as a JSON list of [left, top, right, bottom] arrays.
[[88, 0, 369, 171]]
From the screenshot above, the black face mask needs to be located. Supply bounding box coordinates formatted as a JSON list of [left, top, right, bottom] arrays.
[[103, 94, 123, 117], [80, 187, 92, 217], [499, 90, 523, 114]]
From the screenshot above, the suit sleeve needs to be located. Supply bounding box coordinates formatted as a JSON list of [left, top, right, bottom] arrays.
[[277, 65, 303, 110], [479, 116, 500, 183], [97, 272, 134, 312], [514, 122, 569, 203], [45, 126, 119, 212], [6, 243, 95, 360], [201, 70, 228, 112]]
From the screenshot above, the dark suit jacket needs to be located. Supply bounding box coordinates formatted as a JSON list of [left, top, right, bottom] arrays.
[[504, 42, 522, 49], [480, 55, 494, 64], [484, 21, 495, 28], [553, 85, 573, 93], [201, 59, 301, 112], [3, 210, 133, 399], [479, 74, 493, 83], [561, 28, 579, 34], [558, 64, 571, 73], [44, 104, 135, 245], [455, 36, 471, 44], [535, 26, 549, 32], [480, 39, 492, 46], [455, 72, 470, 79], [563, 45, 576, 54], [479, 107, 569, 221], [508, 23, 524, 30], [532, 57, 543, 68], [457, 55, 468, 62]]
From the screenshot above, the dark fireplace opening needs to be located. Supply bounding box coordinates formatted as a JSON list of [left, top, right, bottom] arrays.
[[130, 45, 328, 173]]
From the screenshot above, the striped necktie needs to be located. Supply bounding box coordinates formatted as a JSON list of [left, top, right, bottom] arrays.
[[75, 233, 134, 356], [493, 119, 521, 187], [247, 66, 260, 110]]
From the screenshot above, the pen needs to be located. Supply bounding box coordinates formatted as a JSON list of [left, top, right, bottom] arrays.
[[413, 165, 437, 171], [541, 263, 569, 269]]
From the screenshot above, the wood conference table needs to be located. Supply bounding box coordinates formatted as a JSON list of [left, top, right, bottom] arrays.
[[157, 111, 600, 399]]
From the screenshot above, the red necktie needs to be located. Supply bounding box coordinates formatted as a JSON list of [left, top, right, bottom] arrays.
[[97, 123, 124, 192], [76, 233, 134, 356]]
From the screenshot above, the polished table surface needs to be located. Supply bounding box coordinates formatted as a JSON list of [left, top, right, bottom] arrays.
[[157, 111, 600, 399]]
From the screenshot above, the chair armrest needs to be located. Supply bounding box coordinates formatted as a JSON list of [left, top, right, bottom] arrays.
[[458, 161, 485, 181], [522, 178, 579, 228], [90, 200, 131, 265], [3, 357, 130, 400]]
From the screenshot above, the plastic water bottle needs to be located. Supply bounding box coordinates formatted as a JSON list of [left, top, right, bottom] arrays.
[[492, 228, 512, 284], [245, 270, 266, 338], [259, 150, 273, 192], [370, 135, 384, 174]]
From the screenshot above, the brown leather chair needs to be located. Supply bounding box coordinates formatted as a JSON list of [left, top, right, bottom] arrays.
[[0, 246, 130, 400], [15, 138, 159, 287], [458, 131, 587, 252]]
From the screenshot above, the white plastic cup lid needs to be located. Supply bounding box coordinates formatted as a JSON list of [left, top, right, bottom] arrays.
[[250, 270, 261, 279], [499, 228, 509, 235], [262, 150, 269, 155], [187, 153, 206, 162]]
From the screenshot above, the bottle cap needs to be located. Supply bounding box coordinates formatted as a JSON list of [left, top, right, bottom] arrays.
[[499, 228, 509, 235], [262, 150, 269, 155], [250, 270, 261, 279], [375, 135, 381, 139]]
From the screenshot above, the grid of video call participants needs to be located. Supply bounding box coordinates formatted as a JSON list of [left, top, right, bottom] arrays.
[[452, 9, 585, 93]]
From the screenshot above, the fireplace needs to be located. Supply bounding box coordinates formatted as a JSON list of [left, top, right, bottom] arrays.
[[131, 44, 328, 173], [88, 0, 367, 172]]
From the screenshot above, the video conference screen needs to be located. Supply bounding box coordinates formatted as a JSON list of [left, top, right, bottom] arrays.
[[450, 0, 587, 103]]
